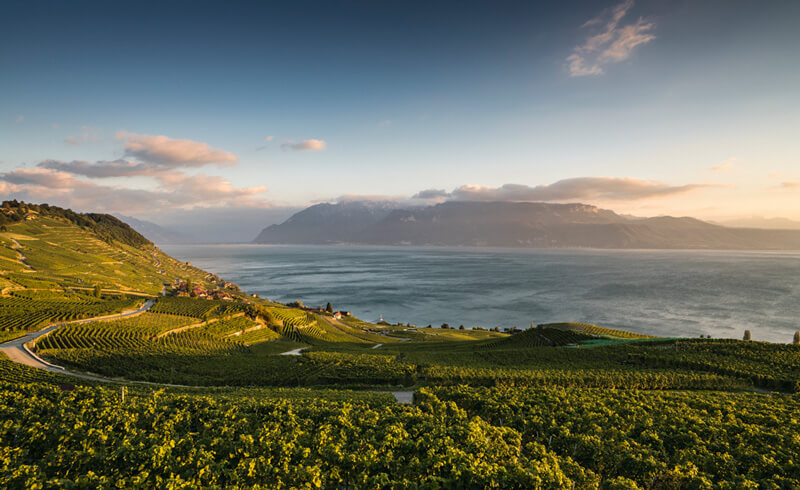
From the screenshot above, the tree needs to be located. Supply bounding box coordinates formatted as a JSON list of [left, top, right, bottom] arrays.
[[743, 330, 751, 341], [93, 284, 102, 298], [793, 331, 800, 345], [325, 302, 333, 313], [459, 325, 465, 330]]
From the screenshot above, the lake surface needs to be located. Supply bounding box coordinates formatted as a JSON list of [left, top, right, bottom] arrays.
[[162, 244, 800, 343]]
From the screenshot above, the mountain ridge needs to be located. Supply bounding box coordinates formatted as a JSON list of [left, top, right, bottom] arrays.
[[254, 200, 800, 250]]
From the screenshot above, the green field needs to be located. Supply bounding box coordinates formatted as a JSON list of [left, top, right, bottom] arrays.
[[2, 201, 800, 487]]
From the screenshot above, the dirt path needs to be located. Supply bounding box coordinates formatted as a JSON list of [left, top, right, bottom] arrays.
[[389, 391, 414, 404], [225, 321, 268, 338], [9, 238, 33, 270], [279, 347, 306, 356], [154, 312, 245, 339]]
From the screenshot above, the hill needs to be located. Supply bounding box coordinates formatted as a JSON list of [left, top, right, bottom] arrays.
[[254, 200, 402, 244], [254, 200, 800, 249]]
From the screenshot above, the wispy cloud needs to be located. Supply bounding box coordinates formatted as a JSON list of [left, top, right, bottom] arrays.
[[117, 132, 238, 167], [16, 115, 24, 123], [64, 126, 101, 146], [264, 135, 274, 141], [281, 139, 326, 151], [412, 188, 449, 200], [38, 159, 154, 178], [711, 157, 737, 171], [567, 0, 655, 77], [1, 166, 270, 215], [776, 182, 800, 190], [415, 178, 710, 203]]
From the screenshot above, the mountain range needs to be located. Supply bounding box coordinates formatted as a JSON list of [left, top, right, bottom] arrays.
[[253, 201, 800, 250]]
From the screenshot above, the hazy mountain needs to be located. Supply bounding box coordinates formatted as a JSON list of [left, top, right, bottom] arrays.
[[125, 207, 300, 244], [254, 201, 800, 250], [115, 215, 189, 245], [717, 217, 800, 230], [254, 201, 403, 244]]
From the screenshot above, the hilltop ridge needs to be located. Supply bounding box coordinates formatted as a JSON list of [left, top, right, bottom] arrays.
[[254, 200, 800, 250]]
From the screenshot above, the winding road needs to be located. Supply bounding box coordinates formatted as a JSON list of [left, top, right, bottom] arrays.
[[0, 290, 416, 403], [0, 297, 157, 380], [9, 238, 33, 270]]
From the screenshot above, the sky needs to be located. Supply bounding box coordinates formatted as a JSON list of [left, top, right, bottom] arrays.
[[1, 0, 799, 238]]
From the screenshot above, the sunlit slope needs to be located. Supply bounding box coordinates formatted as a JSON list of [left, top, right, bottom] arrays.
[[1, 214, 208, 295], [0, 202, 224, 341], [488, 327, 596, 348], [539, 322, 656, 339]]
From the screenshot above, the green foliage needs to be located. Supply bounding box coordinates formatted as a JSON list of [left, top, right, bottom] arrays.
[[150, 297, 243, 318], [0, 381, 589, 488], [0, 294, 141, 333], [539, 322, 655, 339], [490, 327, 595, 348], [625, 339, 800, 392], [423, 385, 800, 488]]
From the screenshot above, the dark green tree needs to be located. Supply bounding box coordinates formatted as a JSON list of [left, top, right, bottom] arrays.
[[743, 330, 751, 341], [326, 302, 333, 313]]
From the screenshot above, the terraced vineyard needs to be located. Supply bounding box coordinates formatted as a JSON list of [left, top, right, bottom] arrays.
[[490, 327, 595, 348], [232, 326, 281, 344], [150, 297, 232, 318], [540, 322, 655, 339], [197, 315, 255, 336], [0, 294, 142, 337]]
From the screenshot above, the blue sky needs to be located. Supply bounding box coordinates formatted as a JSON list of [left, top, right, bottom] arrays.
[[1, 0, 799, 228]]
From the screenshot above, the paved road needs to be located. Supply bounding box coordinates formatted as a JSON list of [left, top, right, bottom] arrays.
[[0, 298, 156, 377]]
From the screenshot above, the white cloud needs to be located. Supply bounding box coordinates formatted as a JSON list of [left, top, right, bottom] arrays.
[[264, 135, 274, 141], [39, 159, 156, 178], [281, 139, 326, 151], [422, 178, 710, 203], [567, 0, 655, 77], [117, 132, 238, 167], [0, 166, 270, 215], [2, 132, 268, 215], [412, 188, 449, 200]]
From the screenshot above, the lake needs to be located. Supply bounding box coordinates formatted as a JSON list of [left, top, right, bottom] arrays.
[[162, 244, 800, 343]]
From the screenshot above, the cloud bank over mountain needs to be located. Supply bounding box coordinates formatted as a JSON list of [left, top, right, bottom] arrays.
[[413, 178, 709, 203]]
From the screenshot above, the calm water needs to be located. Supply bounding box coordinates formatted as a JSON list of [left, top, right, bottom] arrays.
[[162, 244, 800, 343]]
